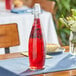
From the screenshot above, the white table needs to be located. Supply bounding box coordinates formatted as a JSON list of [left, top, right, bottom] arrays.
[[0, 2, 59, 54]]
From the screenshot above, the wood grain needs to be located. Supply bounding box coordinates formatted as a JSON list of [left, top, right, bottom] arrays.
[[0, 52, 24, 60], [0, 23, 20, 48]]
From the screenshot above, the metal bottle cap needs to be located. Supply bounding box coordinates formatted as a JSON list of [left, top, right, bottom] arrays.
[[32, 3, 41, 14]]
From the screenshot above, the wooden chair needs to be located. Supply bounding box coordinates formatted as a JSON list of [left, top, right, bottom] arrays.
[[23, 0, 55, 14], [31, 0, 55, 14], [0, 23, 20, 54]]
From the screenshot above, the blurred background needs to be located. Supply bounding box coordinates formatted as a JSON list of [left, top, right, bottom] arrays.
[[0, 0, 76, 46]]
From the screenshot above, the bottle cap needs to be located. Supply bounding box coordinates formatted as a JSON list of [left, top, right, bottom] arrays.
[[32, 3, 41, 14]]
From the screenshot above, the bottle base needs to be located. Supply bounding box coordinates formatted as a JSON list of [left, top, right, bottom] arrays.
[[29, 66, 45, 71]]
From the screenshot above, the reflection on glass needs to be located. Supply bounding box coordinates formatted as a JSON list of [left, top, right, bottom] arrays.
[[28, 4, 45, 70]]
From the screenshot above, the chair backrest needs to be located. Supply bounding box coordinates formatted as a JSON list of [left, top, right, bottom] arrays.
[[41, 1, 55, 14], [34, 0, 55, 14], [0, 23, 20, 48], [23, 0, 55, 14], [0, 23, 20, 53]]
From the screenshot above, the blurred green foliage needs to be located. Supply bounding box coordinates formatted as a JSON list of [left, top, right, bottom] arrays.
[[49, 0, 76, 45]]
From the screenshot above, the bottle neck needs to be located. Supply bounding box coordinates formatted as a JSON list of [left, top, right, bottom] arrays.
[[33, 13, 40, 26], [34, 13, 39, 19]]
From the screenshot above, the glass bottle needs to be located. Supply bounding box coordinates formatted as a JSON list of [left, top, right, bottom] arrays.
[[69, 31, 76, 55], [28, 4, 45, 70], [5, 0, 12, 10]]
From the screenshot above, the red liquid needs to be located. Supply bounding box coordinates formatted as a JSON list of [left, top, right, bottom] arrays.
[[28, 18, 45, 70], [5, 0, 12, 10]]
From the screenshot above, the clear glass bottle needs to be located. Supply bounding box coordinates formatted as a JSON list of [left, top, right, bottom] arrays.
[[28, 4, 45, 70], [69, 31, 76, 55]]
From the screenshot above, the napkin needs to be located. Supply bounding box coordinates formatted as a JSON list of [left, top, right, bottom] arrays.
[[0, 52, 74, 76], [11, 7, 33, 14], [11, 6, 43, 14], [21, 51, 52, 59], [46, 44, 65, 54]]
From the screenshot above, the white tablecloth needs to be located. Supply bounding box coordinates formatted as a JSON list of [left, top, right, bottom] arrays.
[[0, 2, 59, 54]]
